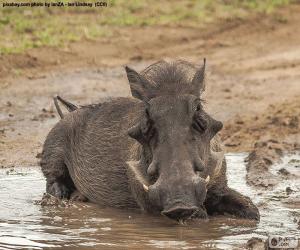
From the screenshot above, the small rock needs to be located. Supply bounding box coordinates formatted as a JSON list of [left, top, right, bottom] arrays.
[[289, 116, 299, 128], [254, 141, 267, 148], [31, 116, 39, 121], [288, 159, 300, 164], [130, 55, 143, 61], [6, 169, 14, 175], [180, 37, 189, 42], [224, 142, 240, 147], [36, 152, 42, 159], [282, 117, 290, 126], [286, 187, 293, 195], [6, 101, 12, 107], [246, 237, 266, 250], [53, 216, 63, 222], [8, 114, 14, 117], [278, 168, 290, 176], [38, 193, 66, 207]]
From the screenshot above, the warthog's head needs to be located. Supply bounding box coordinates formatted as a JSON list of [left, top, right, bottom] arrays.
[[125, 60, 223, 221]]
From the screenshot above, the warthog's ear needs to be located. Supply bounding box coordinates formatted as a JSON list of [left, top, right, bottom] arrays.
[[125, 66, 152, 102], [128, 123, 142, 142], [191, 58, 206, 96], [128, 105, 152, 143]]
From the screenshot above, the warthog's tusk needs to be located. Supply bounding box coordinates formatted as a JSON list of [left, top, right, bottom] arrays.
[[143, 184, 149, 192], [205, 175, 210, 184]]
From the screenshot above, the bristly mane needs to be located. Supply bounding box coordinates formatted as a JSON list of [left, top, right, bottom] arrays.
[[140, 60, 205, 98]]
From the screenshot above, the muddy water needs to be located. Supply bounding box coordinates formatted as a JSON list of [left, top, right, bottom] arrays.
[[0, 154, 299, 250]]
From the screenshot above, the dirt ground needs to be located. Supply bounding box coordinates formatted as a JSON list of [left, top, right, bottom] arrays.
[[0, 4, 299, 177]]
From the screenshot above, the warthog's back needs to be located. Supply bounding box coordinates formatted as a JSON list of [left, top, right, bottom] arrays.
[[63, 97, 144, 208]]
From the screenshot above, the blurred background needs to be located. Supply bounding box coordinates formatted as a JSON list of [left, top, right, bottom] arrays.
[[0, 0, 293, 54]]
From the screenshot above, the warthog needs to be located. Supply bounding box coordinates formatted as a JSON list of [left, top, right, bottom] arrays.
[[41, 59, 259, 221]]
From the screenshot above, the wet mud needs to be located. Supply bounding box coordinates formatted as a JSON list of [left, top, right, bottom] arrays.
[[0, 154, 299, 250], [246, 139, 299, 188]]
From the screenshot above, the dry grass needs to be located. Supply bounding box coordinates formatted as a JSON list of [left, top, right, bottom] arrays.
[[0, 0, 292, 54]]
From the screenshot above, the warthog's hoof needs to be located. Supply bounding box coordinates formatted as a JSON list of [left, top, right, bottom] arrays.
[[48, 181, 71, 199], [191, 206, 208, 220]]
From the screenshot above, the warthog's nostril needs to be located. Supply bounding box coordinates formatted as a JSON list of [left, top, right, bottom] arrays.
[[161, 206, 198, 220]]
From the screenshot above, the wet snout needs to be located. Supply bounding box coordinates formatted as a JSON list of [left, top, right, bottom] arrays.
[[161, 205, 198, 220], [149, 172, 208, 221]]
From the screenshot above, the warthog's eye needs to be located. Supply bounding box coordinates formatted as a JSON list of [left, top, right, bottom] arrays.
[[141, 119, 155, 139], [192, 104, 207, 133], [192, 116, 207, 133]]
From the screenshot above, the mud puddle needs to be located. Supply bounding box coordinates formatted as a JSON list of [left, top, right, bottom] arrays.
[[0, 154, 299, 250]]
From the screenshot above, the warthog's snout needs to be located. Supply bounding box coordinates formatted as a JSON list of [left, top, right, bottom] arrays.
[[161, 205, 198, 220], [146, 174, 210, 221]]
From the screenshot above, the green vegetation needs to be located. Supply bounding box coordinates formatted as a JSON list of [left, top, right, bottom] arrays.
[[0, 0, 293, 54]]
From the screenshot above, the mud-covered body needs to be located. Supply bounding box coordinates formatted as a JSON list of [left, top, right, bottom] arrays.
[[43, 98, 138, 207], [41, 60, 259, 221], [43, 97, 224, 208]]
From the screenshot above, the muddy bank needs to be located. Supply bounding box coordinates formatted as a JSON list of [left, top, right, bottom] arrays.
[[245, 139, 299, 188], [221, 100, 300, 152]]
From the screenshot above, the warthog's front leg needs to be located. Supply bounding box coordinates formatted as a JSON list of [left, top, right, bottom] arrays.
[[47, 181, 71, 199], [205, 188, 260, 220]]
